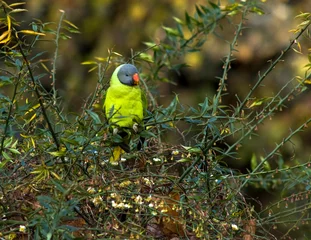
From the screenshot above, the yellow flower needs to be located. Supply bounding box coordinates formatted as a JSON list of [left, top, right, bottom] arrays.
[[87, 187, 96, 194], [92, 196, 103, 206], [135, 195, 143, 205], [172, 150, 179, 155]]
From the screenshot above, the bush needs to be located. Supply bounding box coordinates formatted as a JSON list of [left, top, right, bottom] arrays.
[[1, 1, 311, 239]]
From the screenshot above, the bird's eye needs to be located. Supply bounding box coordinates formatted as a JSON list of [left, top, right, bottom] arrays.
[[125, 74, 129, 77]]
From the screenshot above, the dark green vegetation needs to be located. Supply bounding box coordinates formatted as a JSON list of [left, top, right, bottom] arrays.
[[1, 0, 311, 239]]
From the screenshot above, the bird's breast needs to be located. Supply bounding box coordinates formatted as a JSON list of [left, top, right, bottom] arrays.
[[105, 86, 143, 128]]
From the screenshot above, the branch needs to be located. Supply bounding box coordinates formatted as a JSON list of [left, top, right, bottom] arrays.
[[235, 20, 311, 115]]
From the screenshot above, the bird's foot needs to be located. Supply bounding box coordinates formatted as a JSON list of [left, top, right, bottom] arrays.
[[132, 123, 139, 133], [113, 128, 119, 135]]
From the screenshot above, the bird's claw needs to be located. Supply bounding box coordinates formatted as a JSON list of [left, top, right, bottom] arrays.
[[113, 128, 118, 135], [133, 123, 139, 133]]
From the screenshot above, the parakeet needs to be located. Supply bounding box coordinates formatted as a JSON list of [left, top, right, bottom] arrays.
[[104, 64, 146, 164]]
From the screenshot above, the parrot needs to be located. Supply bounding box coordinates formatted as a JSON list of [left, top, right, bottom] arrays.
[[103, 63, 147, 164]]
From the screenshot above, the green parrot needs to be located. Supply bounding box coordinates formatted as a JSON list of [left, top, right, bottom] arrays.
[[104, 64, 146, 164]]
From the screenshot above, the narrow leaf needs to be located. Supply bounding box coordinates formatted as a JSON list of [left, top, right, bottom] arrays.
[[19, 30, 45, 36]]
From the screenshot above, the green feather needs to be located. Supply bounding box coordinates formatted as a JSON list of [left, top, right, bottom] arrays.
[[103, 64, 147, 163], [104, 65, 145, 128]]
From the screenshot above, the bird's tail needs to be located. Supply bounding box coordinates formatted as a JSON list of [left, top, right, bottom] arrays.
[[109, 146, 124, 165]]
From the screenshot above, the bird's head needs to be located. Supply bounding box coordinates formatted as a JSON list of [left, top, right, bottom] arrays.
[[111, 64, 140, 87]]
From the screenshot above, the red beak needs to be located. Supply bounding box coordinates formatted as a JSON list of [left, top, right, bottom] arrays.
[[132, 73, 140, 85]]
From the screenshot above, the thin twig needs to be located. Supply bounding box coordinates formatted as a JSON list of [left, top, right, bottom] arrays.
[[235, 20, 311, 115], [0, 71, 21, 154], [51, 10, 65, 105]]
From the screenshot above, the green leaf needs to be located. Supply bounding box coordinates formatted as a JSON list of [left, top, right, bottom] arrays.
[[0, 93, 10, 101], [143, 42, 159, 51], [4, 137, 13, 148], [176, 23, 184, 38], [139, 130, 157, 138], [61, 138, 79, 145], [0, 158, 11, 168], [0, 76, 12, 87], [162, 26, 181, 37], [250, 7, 265, 16], [224, 3, 242, 12], [47, 232, 52, 240], [195, 5, 204, 18], [138, 53, 154, 63], [81, 61, 97, 65], [19, 30, 45, 36], [200, 5, 211, 14], [111, 134, 124, 143], [250, 153, 257, 171], [30, 51, 47, 61], [185, 117, 203, 124], [8, 148, 21, 154], [164, 95, 179, 116], [9, 8, 28, 14], [260, 156, 271, 171], [199, 97, 210, 114], [63, 26, 81, 34], [49, 149, 66, 157], [2, 151, 11, 160], [86, 110, 101, 124], [181, 145, 201, 153], [295, 12, 311, 19], [15, 59, 22, 69], [209, 1, 220, 11], [173, 17, 184, 25], [177, 158, 192, 163], [185, 12, 193, 31], [11, 140, 18, 148], [51, 179, 66, 193], [63, 19, 79, 30], [249, 97, 270, 108]]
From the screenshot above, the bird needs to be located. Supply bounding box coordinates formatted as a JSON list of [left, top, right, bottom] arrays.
[[103, 64, 147, 164]]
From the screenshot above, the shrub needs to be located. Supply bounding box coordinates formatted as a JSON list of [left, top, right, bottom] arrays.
[[1, 1, 311, 239]]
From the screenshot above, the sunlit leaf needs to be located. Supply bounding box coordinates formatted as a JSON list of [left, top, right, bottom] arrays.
[[50, 171, 62, 180], [181, 145, 201, 153], [250, 153, 257, 171], [63, 19, 79, 30], [25, 103, 40, 115], [249, 98, 270, 108], [9, 2, 26, 7], [138, 52, 154, 63], [61, 138, 79, 145], [177, 158, 192, 163], [0, 31, 10, 44], [81, 61, 97, 65], [112, 51, 123, 57], [2, 151, 11, 161], [162, 26, 181, 37], [295, 12, 311, 19], [19, 30, 45, 36], [173, 17, 184, 25], [9, 8, 28, 13], [250, 7, 265, 15], [0, 158, 11, 168], [94, 56, 107, 61], [8, 148, 21, 154], [260, 156, 271, 171], [49, 148, 66, 157], [0, 76, 12, 87]]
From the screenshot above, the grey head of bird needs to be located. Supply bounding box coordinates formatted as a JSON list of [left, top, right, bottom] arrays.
[[117, 64, 140, 86]]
